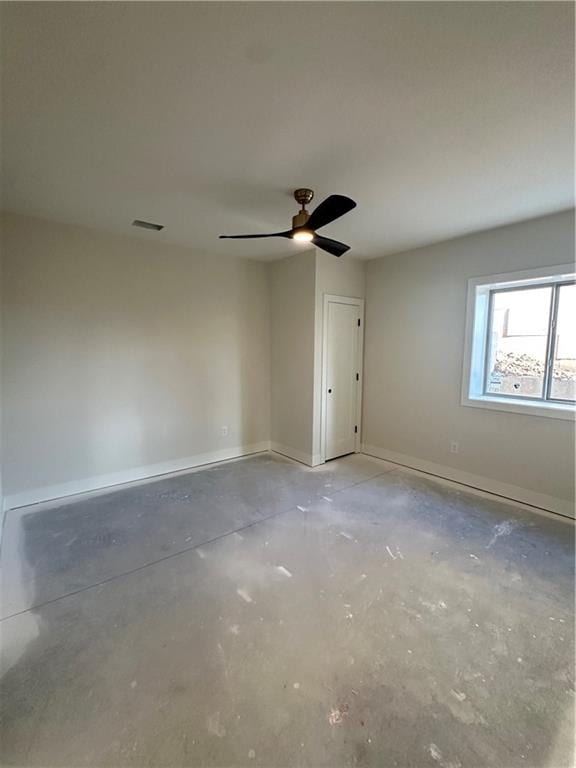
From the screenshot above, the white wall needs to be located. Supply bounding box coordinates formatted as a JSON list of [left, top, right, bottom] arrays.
[[0, 234, 3, 511], [269, 248, 366, 466], [269, 250, 316, 464], [363, 210, 575, 516], [1, 213, 271, 508], [2, 210, 572, 515]]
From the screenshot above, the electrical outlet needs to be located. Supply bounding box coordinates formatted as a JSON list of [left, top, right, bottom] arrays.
[[220, 426, 229, 437], [450, 441, 459, 454]]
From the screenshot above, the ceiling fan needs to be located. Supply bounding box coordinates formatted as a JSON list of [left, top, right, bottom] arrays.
[[219, 189, 356, 257]]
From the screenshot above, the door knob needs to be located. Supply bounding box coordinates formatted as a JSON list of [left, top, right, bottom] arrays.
[[328, 388, 332, 393]]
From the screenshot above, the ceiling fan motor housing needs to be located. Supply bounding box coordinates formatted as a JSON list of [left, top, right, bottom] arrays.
[[292, 210, 311, 229]]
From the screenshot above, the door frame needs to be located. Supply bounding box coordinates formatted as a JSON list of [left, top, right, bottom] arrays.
[[320, 294, 365, 463]]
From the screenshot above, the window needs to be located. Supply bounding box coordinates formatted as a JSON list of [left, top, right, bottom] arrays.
[[550, 283, 576, 402], [462, 265, 576, 419]]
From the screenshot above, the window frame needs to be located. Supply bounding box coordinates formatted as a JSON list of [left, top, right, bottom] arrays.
[[461, 264, 576, 421]]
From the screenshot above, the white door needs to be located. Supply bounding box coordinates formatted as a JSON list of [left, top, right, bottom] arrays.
[[324, 297, 363, 461]]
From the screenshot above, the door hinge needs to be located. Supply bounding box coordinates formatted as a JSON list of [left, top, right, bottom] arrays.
[[354, 425, 358, 434], [357, 318, 361, 327], [356, 372, 359, 381]]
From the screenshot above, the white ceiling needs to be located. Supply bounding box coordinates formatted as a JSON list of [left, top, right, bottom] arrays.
[[1, 2, 573, 260]]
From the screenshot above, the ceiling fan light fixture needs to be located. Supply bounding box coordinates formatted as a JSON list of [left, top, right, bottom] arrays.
[[292, 229, 314, 243]]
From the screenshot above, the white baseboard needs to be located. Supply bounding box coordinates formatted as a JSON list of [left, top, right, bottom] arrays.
[[270, 442, 314, 467], [4, 442, 271, 512], [6, 439, 572, 520], [361, 444, 574, 519]]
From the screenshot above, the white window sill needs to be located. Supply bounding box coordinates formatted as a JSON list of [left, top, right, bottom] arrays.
[[462, 394, 575, 421]]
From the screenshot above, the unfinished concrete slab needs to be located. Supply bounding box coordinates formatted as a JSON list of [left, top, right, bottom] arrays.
[[0, 453, 573, 767], [0, 453, 389, 619]]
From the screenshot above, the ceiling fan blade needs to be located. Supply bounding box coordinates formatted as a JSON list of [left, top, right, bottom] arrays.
[[312, 234, 350, 257], [306, 195, 356, 231], [219, 232, 290, 239]]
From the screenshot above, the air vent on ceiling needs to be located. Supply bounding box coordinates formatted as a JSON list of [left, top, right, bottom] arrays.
[[132, 219, 164, 231]]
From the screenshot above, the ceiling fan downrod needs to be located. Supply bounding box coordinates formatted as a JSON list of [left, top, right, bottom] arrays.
[[292, 188, 314, 229]]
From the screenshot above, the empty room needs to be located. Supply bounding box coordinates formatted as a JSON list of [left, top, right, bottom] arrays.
[[0, 2, 574, 767]]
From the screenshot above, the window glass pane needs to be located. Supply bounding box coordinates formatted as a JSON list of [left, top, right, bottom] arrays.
[[485, 286, 552, 398], [549, 283, 576, 402]]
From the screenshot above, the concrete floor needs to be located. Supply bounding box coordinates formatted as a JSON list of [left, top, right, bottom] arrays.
[[0, 452, 573, 768]]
